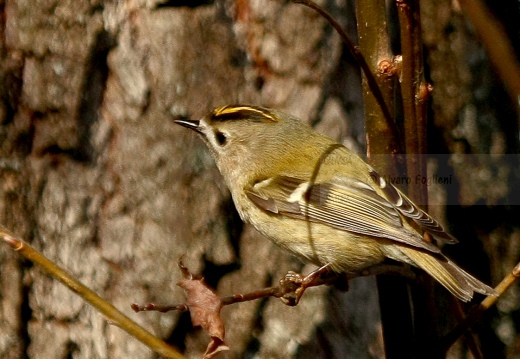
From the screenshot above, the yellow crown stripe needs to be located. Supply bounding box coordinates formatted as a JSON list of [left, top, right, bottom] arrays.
[[212, 105, 277, 122]]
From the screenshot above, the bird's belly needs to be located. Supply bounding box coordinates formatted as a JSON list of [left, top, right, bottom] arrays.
[[252, 215, 387, 273]]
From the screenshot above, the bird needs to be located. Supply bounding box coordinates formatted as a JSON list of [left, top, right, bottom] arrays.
[[174, 104, 496, 302]]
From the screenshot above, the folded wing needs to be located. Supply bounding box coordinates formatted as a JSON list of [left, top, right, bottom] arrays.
[[245, 175, 441, 254]]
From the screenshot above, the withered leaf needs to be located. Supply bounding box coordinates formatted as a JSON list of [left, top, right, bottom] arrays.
[[177, 268, 228, 358]]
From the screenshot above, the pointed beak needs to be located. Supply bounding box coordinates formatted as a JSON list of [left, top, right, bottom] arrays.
[[173, 117, 202, 134]]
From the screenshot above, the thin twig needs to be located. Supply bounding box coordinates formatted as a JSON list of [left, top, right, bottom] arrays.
[[136, 263, 416, 313], [397, 0, 428, 203], [292, 0, 399, 143], [458, 0, 520, 111], [436, 262, 520, 352], [437, 262, 520, 353], [0, 225, 184, 359], [396, 2, 442, 357]]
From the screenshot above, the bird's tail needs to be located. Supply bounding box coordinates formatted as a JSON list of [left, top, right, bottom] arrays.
[[399, 246, 497, 302]]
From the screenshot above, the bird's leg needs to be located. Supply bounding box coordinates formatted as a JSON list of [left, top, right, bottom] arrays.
[[278, 263, 340, 306], [277, 263, 415, 306]]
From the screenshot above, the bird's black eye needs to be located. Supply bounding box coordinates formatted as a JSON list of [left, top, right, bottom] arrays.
[[215, 131, 227, 146]]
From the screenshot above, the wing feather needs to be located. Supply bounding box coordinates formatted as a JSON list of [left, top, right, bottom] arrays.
[[368, 169, 457, 243], [246, 176, 440, 253]]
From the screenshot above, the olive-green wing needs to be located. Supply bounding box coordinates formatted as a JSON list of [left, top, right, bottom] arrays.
[[245, 175, 441, 253]]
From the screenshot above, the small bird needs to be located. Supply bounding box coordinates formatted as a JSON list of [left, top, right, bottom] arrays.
[[174, 105, 496, 302]]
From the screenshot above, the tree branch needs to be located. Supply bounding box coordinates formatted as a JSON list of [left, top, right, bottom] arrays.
[[0, 225, 184, 359]]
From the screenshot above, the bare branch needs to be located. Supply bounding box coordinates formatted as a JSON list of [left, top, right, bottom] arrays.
[[0, 225, 184, 359], [438, 261, 520, 353]]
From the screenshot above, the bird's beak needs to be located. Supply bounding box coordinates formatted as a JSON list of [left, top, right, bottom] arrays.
[[173, 118, 202, 134]]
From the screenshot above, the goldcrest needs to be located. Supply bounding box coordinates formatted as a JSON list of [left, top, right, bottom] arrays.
[[175, 105, 496, 302]]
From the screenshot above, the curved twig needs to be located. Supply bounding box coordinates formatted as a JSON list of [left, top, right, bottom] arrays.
[[292, 0, 397, 138]]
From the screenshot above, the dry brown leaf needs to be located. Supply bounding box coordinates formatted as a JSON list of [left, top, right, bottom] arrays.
[[177, 263, 228, 358], [202, 337, 229, 359]]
